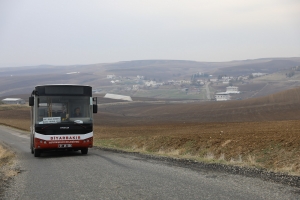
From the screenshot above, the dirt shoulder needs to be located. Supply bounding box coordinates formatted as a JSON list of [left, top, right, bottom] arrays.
[[0, 142, 18, 196]]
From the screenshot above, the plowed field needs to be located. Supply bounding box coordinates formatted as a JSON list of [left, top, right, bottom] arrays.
[[1, 87, 300, 174]]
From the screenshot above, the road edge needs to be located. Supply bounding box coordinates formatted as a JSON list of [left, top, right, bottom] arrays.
[[94, 146, 300, 188], [1, 125, 299, 188]]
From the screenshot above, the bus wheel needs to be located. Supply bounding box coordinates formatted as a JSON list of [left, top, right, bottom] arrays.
[[34, 149, 41, 157], [81, 148, 88, 154]]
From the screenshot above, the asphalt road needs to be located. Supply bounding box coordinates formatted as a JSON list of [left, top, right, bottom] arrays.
[[205, 82, 211, 100], [1, 126, 300, 200]]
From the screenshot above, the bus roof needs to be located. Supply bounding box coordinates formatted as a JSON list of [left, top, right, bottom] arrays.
[[34, 85, 92, 96]]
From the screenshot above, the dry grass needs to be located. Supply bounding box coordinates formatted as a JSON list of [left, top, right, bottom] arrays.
[[0, 106, 24, 189], [0, 105, 30, 131], [0, 144, 17, 181], [0, 145, 14, 167], [94, 120, 300, 175], [0, 104, 26, 111]]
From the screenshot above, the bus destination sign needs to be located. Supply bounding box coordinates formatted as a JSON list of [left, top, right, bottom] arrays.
[[43, 117, 61, 124]]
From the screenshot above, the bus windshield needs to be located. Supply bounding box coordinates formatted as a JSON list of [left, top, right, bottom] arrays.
[[36, 96, 93, 124]]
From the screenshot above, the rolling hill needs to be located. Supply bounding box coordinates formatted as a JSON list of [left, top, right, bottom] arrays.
[[0, 57, 300, 97]]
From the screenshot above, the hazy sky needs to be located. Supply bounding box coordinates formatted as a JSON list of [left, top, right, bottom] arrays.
[[0, 0, 299, 67]]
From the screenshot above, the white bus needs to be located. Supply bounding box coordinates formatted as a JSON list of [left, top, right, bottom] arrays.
[[29, 85, 98, 157]]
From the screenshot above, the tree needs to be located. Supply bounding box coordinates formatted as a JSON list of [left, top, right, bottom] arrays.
[[191, 74, 195, 80], [286, 71, 295, 78]]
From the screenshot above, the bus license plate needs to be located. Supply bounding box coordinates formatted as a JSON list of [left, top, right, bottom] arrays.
[[58, 144, 72, 148]]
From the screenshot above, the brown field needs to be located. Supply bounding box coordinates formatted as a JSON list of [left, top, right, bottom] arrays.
[[1, 87, 300, 174], [0, 105, 31, 131]]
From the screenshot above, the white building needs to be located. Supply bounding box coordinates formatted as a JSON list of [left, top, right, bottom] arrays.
[[104, 93, 133, 101], [209, 78, 218, 82], [196, 80, 205, 85], [132, 85, 140, 90], [145, 81, 157, 87], [180, 80, 191, 85], [2, 98, 26, 104], [221, 76, 233, 84], [226, 86, 240, 94], [252, 73, 267, 77], [238, 76, 248, 80], [215, 93, 230, 101], [111, 80, 120, 84], [107, 75, 116, 79]]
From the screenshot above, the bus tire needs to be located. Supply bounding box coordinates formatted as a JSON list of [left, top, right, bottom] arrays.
[[81, 148, 88, 154], [34, 149, 41, 157]]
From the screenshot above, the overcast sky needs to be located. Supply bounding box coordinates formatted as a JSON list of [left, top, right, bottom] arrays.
[[0, 0, 299, 67]]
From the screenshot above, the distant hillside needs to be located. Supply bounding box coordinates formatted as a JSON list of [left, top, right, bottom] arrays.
[[211, 58, 300, 76], [1, 57, 300, 97], [0, 73, 108, 97], [101, 60, 212, 80]]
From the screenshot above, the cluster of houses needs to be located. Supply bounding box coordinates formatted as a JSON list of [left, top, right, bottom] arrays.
[[107, 74, 193, 90], [106, 72, 267, 101], [210, 76, 247, 84], [209, 76, 234, 84]]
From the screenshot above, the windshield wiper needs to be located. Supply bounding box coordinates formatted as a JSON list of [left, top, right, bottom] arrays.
[[41, 124, 55, 129], [41, 121, 86, 129]]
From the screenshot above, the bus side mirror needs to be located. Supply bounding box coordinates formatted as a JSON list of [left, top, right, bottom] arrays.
[[92, 97, 98, 113], [93, 104, 98, 113], [29, 97, 34, 106]]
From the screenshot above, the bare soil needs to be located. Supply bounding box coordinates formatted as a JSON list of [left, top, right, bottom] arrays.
[[1, 87, 300, 174]]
